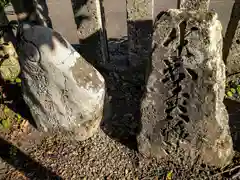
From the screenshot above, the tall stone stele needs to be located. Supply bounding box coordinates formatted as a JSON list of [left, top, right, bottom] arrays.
[[138, 9, 233, 167], [17, 23, 106, 141]]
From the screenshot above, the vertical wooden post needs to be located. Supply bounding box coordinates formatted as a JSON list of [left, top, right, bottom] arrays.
[[0, 6, 17, 46], [180, 0, 210, 10], [222, 0, 240, 75], [73, 0, 108, 64], [96, 0, 109, 63], [126, 0, 154, 67]]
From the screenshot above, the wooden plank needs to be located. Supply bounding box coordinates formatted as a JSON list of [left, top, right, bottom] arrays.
[[47, 0, 78, 44]]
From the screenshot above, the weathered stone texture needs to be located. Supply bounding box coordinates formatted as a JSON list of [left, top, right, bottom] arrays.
[[17, 23, 105, 141], [74, 0, 99, 40], [138, 9, 233, 167], [180, 0, 210, 11]]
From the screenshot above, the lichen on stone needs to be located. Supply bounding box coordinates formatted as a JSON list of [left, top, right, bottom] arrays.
[[0, 41, 21, 81]]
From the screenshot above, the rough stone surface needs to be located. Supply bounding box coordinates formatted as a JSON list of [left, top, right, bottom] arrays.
[[16, 23, 106, 141], [126, 0, 153, 67], [138, 9, 233, 167], [180, 0, 210, 11]]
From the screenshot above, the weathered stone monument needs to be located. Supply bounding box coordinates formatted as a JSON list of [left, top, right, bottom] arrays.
[[16, 23, 106, 141], [138, 6, 233, 167]]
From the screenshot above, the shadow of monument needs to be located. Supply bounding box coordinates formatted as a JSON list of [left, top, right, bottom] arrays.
[[0, 137, 62, 180]]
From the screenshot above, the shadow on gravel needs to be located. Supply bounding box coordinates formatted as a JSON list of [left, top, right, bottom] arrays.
[[224, 99, 240, 152], [0, 137, 62, 179], [222, 0, 240, 64], [74, 20, 153, 151]]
